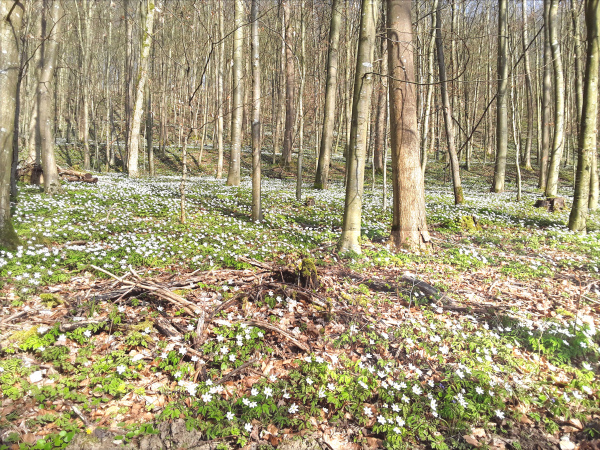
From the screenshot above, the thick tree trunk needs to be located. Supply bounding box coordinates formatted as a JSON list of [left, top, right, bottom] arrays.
[[251, 0, 262, 221], [0, 0, 23, 249], [492, 0, 508, 193], [435, 2, 464, 205], [522, 0, 534, 171], [282, 0, 295, 167], [38, 0, 62, 196], [314, 0, 341, 189], [127, 0, 155, 178], [227, 0, 243, 186], [339, 0, 378, 254], [539, 0, 553, 189], [569, 0, 600, 231], [387, 0, 429, 251], [545, 0, 566, 197]]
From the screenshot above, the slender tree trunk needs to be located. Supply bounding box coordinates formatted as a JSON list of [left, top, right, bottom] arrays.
[[510, 61, 522, 201], [387, 0, 429, 251], [105, 19, 112, 171], [569, 0, 600, 230], [127, 0, 155, 178], [180, 136, 187, 223], [314, 0, 341, 189], [0, 0, 23, 249], [227, 0, 243, 185], [282, 0, 295, 167], [75, 0, 92, 170], [216, 0, 224, 178], [492, 0, 508, 193], [39, 0, 62, 195], [522, 0, 534, 170], [296, 1, 306, 201], [572, 0, 584, 130], [339, 0, 378, 254], [251, 0, 262, 221], [539, 0, 552, 189], [545, 0, 566, 197], [435, 2, 464, 205], [421, 0, 438, 176]]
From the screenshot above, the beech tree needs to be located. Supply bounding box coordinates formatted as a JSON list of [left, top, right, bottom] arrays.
[[492, 0, 508, 193], [127, 0, 155, 178], [314, 0, 341, 190], [569, 0, 600, 232], [387, 0, 429, 250], [0, 0, 24, 250], [227, 0, 244, 186], [339, 0, 378, 254]]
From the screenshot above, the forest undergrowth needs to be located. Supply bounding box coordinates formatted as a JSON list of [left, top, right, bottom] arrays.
[[1, 151, 599, 450]]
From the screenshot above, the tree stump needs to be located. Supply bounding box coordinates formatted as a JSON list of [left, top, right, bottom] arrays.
[[534, 197, 565, 212], [298, 258, 318, 289]]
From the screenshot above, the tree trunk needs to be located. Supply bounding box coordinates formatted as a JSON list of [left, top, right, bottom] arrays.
[[435, 2, 464, 205], [421, 0, 438, 176], [127, 0, 155, 178], [545, 0, 566, 197], [539, 0, 552, 189], [522, 0, 534, 171], [251, 0, 262, 221], [282, 0, 295, 167], [296, 1, 306, 201], [569, 0, 600, 231], [387, 0, 429, 251], [227, 0, 243, 186], [0, 0, 23, 249], [314, 0, 341, 189], [492, 0, 508, 193], [338, 0, 378, 254], [38, 0, 62, 196], [572, 0, 584, 131], [216, 0, 224, 179], [105, 18, 112, 171]]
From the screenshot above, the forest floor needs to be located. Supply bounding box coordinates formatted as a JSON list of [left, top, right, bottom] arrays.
[[0, 145, 599, 450]]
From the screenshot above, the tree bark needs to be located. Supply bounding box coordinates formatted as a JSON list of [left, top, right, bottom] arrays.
[[339, 0, 378, 254], [314, 0, 342, 189], [539, 0, 553, 189], [127, 0, 155, 178], [387, 0, 429, 251], [0, 0, 23, 249], [282, 0, 295, 167], [545, 0, 566, 197], [227, 0, 244, 186], [569, 0, 600, 231], [216, 0, 224, 179], [522, 0, 534, 171], [296, 0, 306, 201], [251, 0, 262, 221], [492, 0, 508, 193], [435, 2, 464, 205], [38, 0, 62, 196]]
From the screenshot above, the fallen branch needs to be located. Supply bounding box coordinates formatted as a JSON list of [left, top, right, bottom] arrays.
[[216, 358, 258, 385], [90, 265, 197, 315], [241, 319, 310, 352]]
